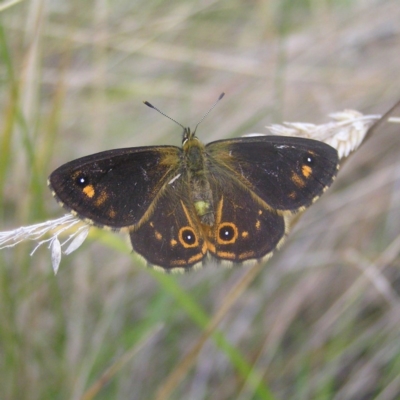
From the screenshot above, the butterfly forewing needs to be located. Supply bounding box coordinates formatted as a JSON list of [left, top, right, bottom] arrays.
[[49, 146, 181, 229], [206, 136, 339, 212]]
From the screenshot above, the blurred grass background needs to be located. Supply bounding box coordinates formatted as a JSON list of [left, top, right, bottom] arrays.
[[1, 0, 400, 399]]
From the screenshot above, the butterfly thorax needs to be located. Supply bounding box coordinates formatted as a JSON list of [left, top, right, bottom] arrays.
[[183, 135, 215, 226]]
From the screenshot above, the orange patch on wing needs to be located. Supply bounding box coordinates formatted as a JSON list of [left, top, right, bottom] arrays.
[[206, 240, 216, 253], [216, 251, 235, 259], [291, 172, 305, 188], [155, 231, 162, 240], [215, 197, 224, 225], [188, 253, 204, 264], [238, 251, 255, 260], [83, 185, 95, 198], [95, 191, 108, 206], [108, 208, 116, 219], [180, 201, 196, 227], [171, 259, 186, 266], [72, 171, 82, 179], [302, 165, 312, 178], [170, 239, 178, 246], [242, 231, 249, 238]]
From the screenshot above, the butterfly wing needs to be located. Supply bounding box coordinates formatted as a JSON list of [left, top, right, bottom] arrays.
[[129, 175, 207, 271], [202, 135, 338, 264], [205, 175, 286, 264], [206, 136, 339, 212], [48, 146, 181, 229]]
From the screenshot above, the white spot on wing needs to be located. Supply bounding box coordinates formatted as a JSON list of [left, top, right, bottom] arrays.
[[241, 133, 268, 137], [168, 173, 181, 185], [140, 167, 149, 181]]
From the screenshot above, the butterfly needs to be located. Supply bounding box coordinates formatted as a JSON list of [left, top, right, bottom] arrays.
[[48, 96, 339, 272]]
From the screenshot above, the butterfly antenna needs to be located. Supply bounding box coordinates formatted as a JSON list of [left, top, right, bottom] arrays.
[[193, 92, 225, 134], [143, 101, 186, 130]]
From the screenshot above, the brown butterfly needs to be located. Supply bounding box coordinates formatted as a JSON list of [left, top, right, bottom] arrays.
[[49, 95, 339, 271]]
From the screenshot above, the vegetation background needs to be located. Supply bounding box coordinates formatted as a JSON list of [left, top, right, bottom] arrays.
[[1, 0, 400, 399]]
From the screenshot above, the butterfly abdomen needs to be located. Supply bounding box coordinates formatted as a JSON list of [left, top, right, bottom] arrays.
[[183, 137, 215, 226]]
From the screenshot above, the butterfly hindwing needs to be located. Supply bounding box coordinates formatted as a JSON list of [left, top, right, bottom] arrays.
[[204, 174, 286, 264], [49, 146, 181, 229], [207, 136, 339, 211], [129, 176, 207, 270]]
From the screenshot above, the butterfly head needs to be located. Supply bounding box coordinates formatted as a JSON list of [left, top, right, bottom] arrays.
[[182, 127, 198, 145]]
